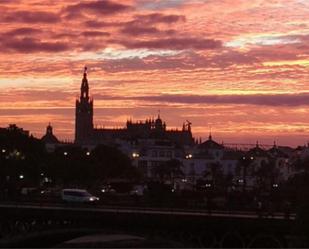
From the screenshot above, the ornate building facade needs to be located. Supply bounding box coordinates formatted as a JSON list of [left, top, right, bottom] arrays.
[[74, 68, 195, 147]]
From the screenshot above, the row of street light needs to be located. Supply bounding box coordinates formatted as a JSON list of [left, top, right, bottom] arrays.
[[63, 151, 91, 156]]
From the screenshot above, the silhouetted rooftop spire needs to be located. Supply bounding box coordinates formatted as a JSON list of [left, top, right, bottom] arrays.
[[84, 66, 87, 77], [80, 66, 89, 100]]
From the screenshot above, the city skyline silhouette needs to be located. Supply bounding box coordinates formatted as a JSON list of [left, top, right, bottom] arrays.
[[0, 0, 308, 146]]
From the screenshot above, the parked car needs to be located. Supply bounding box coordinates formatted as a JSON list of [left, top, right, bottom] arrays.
[[130, 185, 146, 196], [61, 189, 99, 203]]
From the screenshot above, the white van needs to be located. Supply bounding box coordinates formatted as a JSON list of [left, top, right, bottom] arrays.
[[61, 189, 99, 203]]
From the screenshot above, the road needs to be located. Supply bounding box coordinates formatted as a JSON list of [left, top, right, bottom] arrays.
[[0, 202, 296, 220]]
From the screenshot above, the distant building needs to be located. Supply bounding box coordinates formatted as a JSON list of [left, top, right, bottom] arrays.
[[183, 134, 241, 184], [41, 123, 60, 152], [268, 142, 291, 181], [128, 138, 186, 178], [74, 67, 195, 147], [3, 124, 30, 136], [37, 67, 303, 188]]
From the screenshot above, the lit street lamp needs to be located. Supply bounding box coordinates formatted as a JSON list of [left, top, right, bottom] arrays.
[[185, 154, 193, 159], [132, 152, 140, 158]]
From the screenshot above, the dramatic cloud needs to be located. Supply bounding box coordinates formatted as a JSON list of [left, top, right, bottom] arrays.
[[2, 11, 60, 23], [0, 38, 69, 53], [120, 26, 175, 36], [0, 0, 308, 145], [84, 20, 121, 28], [81, 31, 110, 37], [133, 13, 186, 24], [120, 13, 184, 36], [127, 93, 309, 107], [118, 37, 222, 50], [66, 0, 132, 16], [3, 28, 42, 36]]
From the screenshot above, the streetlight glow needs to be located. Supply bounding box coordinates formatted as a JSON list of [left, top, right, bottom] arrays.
[[132, 152, 140, 158], [186, 154, 193, 159]]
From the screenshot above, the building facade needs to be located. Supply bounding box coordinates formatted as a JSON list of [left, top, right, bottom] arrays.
[[74, 68, 195, 147]]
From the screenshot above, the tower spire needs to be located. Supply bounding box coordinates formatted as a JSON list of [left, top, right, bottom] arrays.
[[83, 66, 87, 78], [209, 126, 212, 140], [75, 67, 93, 144], [81, 66, 89, 101]]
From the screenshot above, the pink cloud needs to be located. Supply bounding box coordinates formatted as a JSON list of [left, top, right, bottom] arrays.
[[0, 38, 69, 53], [132, 13, 186, 24], [2, 11, 60, 23], [66, 0, 132, 16], [117, 37, 222, 50]]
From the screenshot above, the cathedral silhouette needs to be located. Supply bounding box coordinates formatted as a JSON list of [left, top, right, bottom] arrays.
[[75, 67, 195, 146]]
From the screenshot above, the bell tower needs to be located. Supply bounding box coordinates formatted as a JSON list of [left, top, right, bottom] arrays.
[[75, 67, 93, 144]]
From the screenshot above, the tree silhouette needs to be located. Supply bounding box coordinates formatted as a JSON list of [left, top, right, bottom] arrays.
[[153, 159, 184, 183], [254, 158, 280, 192], [236, 156, 255, 192], [293, 156, 309, 173], [203, 162, 224, 188], [91, 144, 139, 181], [43, 144, 139, 187]]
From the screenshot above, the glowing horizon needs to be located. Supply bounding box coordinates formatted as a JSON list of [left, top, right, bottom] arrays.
[[0, 0, 308, 147]]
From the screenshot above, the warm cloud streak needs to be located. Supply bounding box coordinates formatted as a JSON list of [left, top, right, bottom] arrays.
[[0, 0, 308, 146], [120, 93, 309, 107]]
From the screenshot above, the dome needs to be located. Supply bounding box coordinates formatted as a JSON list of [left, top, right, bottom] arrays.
[[41, 123, 59, 144]]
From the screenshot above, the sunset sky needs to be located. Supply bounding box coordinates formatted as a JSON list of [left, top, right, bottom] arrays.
[[0, 0, 308, 146]]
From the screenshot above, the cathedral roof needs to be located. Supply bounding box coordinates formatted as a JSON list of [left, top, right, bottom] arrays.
[[247, 142, 268, 157], [41, 123, 59, 144], [268, 145, 289, 158], [198, 134, 224, 150]]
